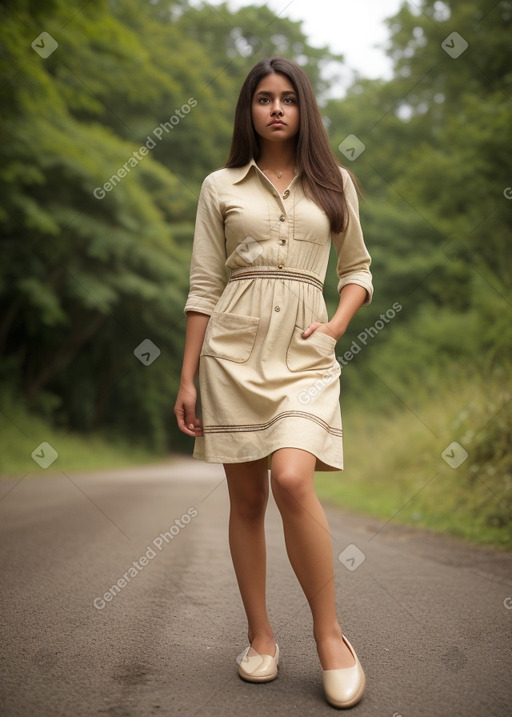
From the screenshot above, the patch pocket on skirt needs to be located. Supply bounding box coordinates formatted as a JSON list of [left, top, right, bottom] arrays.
[[286, 326, 337, 373], [201, 311, 260, 363]]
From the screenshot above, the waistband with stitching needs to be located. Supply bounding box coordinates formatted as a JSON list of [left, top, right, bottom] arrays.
[[229, 266, 323, 291]]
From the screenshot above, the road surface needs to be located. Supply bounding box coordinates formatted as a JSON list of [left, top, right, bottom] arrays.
[[1, 457, 511, 716]]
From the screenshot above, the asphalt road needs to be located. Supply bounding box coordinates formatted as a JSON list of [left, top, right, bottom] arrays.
[[1, 457, 511, 717]]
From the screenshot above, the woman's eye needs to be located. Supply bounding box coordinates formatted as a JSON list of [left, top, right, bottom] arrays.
[[256, 96, 296, 105]]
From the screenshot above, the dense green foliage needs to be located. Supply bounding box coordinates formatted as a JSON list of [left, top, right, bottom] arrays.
[[1, 0, 511, 538], [323, 0, 512, 387]]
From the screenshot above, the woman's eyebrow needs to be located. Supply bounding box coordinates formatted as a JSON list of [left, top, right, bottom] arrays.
[[254, 90, 297, 96]]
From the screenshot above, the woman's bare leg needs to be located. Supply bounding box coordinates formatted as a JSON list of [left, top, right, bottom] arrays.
[[270, 448, 355, 670], [224, 458, 276, 656]]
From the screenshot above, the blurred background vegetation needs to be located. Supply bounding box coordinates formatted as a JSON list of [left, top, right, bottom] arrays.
[[1, 0, 510, 545]]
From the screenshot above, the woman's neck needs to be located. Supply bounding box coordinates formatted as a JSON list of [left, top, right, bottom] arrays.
[[257, 141, 296, 173]]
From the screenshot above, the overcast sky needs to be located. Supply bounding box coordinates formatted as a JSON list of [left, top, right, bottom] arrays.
[[206, 0, 407, 92]]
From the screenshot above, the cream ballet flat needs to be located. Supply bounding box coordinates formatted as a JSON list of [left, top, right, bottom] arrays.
[[322, 636, 365, 709], [237, 643, 279, 683]]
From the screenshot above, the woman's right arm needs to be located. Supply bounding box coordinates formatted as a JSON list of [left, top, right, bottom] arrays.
[[174, 311, 210, 436], [175, 172, 226, 436]]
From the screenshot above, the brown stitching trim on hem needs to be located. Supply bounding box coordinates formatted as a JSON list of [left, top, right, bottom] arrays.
[[203, 410, 342, 438]]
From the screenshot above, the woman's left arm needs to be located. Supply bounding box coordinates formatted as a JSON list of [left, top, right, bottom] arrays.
[[302, 168, 372, 341]]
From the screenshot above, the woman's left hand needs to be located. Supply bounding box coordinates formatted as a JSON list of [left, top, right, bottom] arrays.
[[301, 322, 340, 340]]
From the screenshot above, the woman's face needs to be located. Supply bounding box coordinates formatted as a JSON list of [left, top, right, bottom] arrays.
[[251, 72, 299, 145]]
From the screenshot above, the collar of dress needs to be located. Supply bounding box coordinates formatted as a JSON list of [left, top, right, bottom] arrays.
[[230, 159, 260, 185], [230, 159, 300, 186]]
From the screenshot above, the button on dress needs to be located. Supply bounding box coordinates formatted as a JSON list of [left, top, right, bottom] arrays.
[[184, 160, 373, 471]]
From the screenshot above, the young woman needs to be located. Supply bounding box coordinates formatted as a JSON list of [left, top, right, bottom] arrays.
[[174, 56, 372, 709]]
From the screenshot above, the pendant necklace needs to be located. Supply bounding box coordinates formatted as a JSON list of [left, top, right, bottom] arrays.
[[263, 165, 295, 178]]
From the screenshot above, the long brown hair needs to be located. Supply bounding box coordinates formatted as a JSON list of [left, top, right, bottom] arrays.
[[226, 56, 351, 234]]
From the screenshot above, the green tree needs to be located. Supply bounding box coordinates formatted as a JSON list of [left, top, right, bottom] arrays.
[[324, 0, 511, 381]]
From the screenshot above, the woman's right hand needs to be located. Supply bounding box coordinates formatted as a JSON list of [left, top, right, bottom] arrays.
[[174, 382, 203, 437]]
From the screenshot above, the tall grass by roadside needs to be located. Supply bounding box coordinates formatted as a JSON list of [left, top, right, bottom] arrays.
[[0, 392, 162, 478], [316, 365, 512, 548]]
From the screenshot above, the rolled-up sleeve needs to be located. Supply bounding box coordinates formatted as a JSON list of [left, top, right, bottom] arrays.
[[184, 173, 228, 316], [332, 169, 373, 305]]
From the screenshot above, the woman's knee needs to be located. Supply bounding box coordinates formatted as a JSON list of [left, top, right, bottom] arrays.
[[270, 468, 312, 508], [230, 486, 268, 521], [226, 462, 269, 521], [270, 449, 316, 508]]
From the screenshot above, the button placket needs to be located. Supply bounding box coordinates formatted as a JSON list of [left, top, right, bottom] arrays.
[[265, 180, 292, 268], [280, 185, 295, 268], [277, 208, 289, 269]]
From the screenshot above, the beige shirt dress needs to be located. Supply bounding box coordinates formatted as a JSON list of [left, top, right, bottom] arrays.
[[184, 159, 373, 471]]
